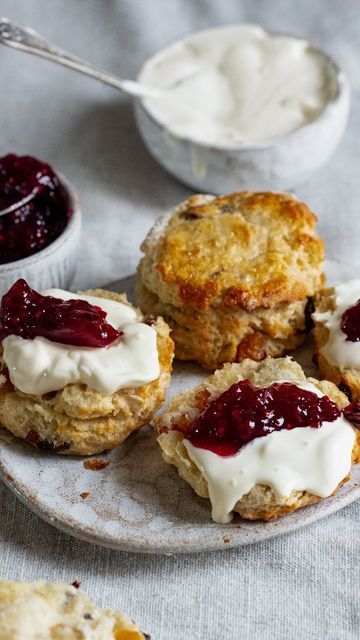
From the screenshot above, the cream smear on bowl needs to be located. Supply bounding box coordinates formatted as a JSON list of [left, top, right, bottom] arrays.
[[138, 25, 337, 147]]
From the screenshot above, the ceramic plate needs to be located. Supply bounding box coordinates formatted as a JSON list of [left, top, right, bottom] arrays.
[[0, 260, 359, 554]]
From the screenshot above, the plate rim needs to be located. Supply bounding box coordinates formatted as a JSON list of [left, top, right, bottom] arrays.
[[0, 260, 359, 554], [1, 433, 360, 554]]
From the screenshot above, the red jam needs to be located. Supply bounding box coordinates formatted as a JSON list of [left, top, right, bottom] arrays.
[[341, 299, 360, 342], [183, 380, 341, 457], [0, 154, 72, 264], [343, 402, 360, 427], [0, 279, 121, 348]]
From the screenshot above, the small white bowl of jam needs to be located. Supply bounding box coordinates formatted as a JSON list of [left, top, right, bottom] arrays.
[[0, 154, 81, 296], [135, 25, 350, 193]]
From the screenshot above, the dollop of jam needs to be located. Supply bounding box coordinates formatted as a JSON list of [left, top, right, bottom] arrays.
[[341, 299, 360, 342], [0, 154, 72, 264], [184, 380, 341, 456], [0, 279, 121, 348]]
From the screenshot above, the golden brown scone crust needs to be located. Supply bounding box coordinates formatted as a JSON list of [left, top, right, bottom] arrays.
[[137, 281, 306, 369], [138, 191, 325, 312], [137, 192, 324, 368], [154, 357, 359, 521], [0, 580, 145, 639], [314, 286, 360, 400], [0, 289, 174, 455]]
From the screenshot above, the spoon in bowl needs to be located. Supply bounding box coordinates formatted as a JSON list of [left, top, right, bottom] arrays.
[[0, 17, 162, 100], [0, 17, 170, 217], [0, 191, 39, 217]]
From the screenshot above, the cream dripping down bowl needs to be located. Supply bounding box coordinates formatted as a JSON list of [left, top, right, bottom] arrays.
[[135, 25, 350, 193]]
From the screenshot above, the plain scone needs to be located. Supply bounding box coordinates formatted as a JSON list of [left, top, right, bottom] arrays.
[[0, 580, 146, 639], [137, 191, 325, 369], [154, 357, 360, 521], [0, 289, 174, 455], [313, 285, 360, 400]]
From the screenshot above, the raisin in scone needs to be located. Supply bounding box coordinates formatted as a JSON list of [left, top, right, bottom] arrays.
[[154, 357, 359, 522], [313, 280, 360, 400], [0, 280, 174, 455], [0, 580, 146, 639], [137, 191, 325, 369]]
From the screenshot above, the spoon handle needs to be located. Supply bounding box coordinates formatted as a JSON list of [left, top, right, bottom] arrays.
[[0, 18, 155, 98]]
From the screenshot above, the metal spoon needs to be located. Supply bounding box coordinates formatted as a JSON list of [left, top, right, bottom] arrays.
[[0, 19, 211, 216], [0, 17, 165, 216], [0, 17, 161, 100], [0, 191, 39, 217]]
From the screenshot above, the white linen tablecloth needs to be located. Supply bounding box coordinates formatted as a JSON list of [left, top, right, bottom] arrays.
[[0, 1, 359, 638]]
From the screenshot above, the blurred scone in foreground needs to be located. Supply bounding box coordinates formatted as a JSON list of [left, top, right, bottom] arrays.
[[0, 580, 147, 639], [137, 192, 325, 369], [154, 357, 359, 522]]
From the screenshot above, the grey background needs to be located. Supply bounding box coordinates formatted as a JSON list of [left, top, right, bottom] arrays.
[[0, 1, 359, 638]]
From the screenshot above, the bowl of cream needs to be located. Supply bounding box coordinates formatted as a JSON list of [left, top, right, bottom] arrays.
[[136, 25, 350, 193]]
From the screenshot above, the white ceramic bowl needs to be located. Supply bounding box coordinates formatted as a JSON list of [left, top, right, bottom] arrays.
[[135, 29, 350, 194], [0, 175, 81, 297]]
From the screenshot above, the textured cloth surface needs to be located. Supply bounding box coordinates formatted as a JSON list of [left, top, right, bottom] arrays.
[[0, 1, 359, 639]]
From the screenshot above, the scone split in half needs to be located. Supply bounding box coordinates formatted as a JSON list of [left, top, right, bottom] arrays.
[[0, 280, 174, 455], [137, 191, 325, 369], [313, 280, 360, 401], [154, 357, 360, 522], [0, 580, 147, 639]]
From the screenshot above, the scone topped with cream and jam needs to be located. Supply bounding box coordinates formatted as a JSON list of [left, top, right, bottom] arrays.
[[137, 191, 325, 369], [0, 279, 174, 455], [154, 357, 359, 522], [0, 580, 147, 640], [313, 280, 360, 400]]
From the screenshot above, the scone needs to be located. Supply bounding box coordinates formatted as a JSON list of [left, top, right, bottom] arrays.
[[0, 279, 174, 455], [313, 280, 360, 401], [154, 357, 359, 522], [0, 580, 147, 639], [137, 191, 325, 369]]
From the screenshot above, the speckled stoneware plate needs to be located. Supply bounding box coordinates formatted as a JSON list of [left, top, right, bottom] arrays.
[[0, 260, 359, 554]]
